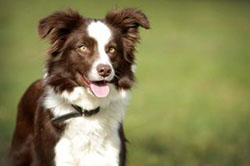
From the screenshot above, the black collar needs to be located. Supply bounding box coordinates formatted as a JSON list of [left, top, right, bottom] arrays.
[[51, 105, 100, 125]]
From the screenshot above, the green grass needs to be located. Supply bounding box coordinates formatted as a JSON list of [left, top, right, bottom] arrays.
[[0, 0, 250, 165]]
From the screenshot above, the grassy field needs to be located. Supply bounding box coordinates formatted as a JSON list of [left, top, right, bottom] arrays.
[[0, 0, 250, 165]]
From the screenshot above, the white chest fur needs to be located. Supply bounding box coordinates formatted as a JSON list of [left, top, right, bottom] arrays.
[[54, 114, 120, 166], [43, 86, 129, 166]]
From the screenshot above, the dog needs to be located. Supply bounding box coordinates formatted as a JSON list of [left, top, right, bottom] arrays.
[[7, 8, 149, 166]]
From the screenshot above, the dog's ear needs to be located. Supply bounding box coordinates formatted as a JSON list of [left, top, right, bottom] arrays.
[[105, 8, 150, 63], [38, 9, 84, 42], [105, 8, 150, 31], [38, 9, 84, 41], [38, 9, 84, 56]]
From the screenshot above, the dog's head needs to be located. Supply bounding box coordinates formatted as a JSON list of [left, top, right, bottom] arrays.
[[39, 9, 150, 98]]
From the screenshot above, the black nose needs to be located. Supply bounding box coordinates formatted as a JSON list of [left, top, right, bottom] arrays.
[[97, 64, 112, 77]]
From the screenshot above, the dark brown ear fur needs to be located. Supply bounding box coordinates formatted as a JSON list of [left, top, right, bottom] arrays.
[[38, 9, 84, 56], [105, 8, 150, 63], [105, 8, 150, 30]]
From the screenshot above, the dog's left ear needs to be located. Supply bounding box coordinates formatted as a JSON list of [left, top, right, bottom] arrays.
[[105, 8, 150, 62], [105, 8, 150, 31]]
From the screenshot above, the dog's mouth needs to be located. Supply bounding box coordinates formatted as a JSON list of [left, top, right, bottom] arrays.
[[76, 72, 110, 98]]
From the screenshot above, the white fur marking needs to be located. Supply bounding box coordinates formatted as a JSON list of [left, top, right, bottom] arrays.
[[87, 21, 115, 81], [131, 64, 137, 73], [61, 87, 85, 103], [43, 86, 130, 166]]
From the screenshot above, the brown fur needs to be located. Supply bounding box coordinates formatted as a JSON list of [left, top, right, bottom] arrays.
[[7, 8, 150, 166]]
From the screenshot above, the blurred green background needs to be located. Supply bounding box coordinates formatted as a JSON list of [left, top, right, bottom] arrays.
[[0, 0, 250, 165]]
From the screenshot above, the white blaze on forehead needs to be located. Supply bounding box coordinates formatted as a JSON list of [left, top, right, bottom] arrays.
[[87, 21, 115, 81], [87, 21, 112, 52]]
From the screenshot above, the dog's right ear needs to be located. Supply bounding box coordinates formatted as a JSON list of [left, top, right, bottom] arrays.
[[38, 9, 84, 43]]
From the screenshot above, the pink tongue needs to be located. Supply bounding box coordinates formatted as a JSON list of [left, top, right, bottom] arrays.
[[90, 82, 110, 98]]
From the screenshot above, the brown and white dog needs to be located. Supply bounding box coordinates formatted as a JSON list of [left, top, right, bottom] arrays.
[[7, 8, 149, 166]]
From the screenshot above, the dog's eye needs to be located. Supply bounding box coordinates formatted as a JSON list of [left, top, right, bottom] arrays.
[[108, 47, 117, 57], [109, 47, 116, 53], [79, 44, 88, 51]]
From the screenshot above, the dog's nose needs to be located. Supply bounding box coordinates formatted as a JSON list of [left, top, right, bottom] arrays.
[[97, 64, 112, 77]]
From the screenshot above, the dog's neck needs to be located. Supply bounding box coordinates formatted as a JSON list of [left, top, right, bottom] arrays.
[[43, 84, 130, 122], [51, 105, 100, 124]]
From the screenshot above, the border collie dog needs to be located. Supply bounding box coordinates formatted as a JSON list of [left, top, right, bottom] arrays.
[[7, 8, 149, 166]]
